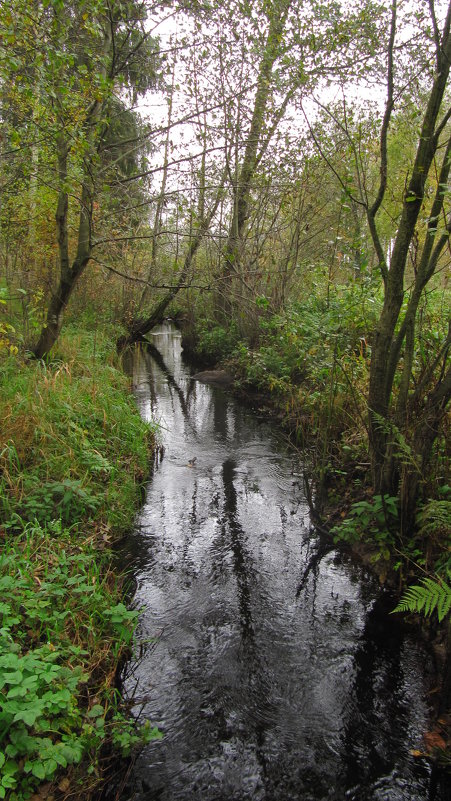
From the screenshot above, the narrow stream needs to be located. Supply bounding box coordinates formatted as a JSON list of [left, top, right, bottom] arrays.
[[118, 322, 438, 801]]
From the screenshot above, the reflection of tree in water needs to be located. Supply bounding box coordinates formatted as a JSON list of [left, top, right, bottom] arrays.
[[339, 593, 432, 797], [144, 341, 190, 420], [221, 459, 255, 643], [118, 329, 439, 801], [220, 458, 273, 783], [122, 345, 160, 418], [212, 385, 229, 440]]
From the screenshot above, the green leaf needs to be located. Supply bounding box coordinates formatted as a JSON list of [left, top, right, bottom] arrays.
[[44, 758, 58, 776], [87, 704, 104, 718], [32, 762, 46, 780], [393, 577, 451, 622], [3, 671, 23, 685], [13, 703, 44, 727], [52, 750, 67, 768]]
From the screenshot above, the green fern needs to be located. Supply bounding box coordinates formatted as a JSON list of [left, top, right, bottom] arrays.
[[371, 412, 422, 473], [416, 499, 451, 538], [393, 575, 451, 622]]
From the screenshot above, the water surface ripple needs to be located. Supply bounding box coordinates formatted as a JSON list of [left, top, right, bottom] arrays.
[[119, 323, 438, 801]]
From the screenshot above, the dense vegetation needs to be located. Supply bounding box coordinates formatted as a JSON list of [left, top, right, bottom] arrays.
[[0, 327, 160, 799], [1, 0, 450, 787], [188, 276, 450, 578]]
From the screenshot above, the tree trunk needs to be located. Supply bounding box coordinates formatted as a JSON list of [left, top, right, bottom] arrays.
[[216, 4, 289, 319], [31, 12, 113, 358], [32, 267, 87, 358], [137, 56, 176, 313], [368, 7, 451, 492], [118, 186, 225, 348], [32, 178, 92, 358], [32, 244, 91, 358]]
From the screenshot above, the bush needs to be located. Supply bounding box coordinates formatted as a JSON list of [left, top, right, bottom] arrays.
[[194, 321, 240, 363], [0, 521, 162, 800]]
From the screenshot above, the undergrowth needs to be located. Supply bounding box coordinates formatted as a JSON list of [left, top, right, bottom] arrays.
[[0, 326, 153, 535], [0, 328, 161, 799], [0, 522, 161, 801], [224, 291, 374, 503], [191, 285, 449, 576]]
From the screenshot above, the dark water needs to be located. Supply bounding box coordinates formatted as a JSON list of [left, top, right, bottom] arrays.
[[117, 323, 439, 801]]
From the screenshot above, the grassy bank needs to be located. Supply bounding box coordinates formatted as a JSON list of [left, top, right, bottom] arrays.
[[0, 327, 161, 800]]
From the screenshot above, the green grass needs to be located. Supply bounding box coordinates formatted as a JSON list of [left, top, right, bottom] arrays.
[[0, 327, 153, 535], [0, 328, 161, 800]]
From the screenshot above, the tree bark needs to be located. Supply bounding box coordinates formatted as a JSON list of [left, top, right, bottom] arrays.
[[32, 181, 92, 358]]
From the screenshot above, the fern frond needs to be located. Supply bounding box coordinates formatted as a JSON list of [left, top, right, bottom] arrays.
[[371, 412, 421, 473], [393, 576, 451, 622], [417, 500, 451, 538]]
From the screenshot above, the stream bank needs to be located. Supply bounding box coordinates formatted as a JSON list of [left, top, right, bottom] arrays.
[[0, 326, 159, 801], [114, 323, 448, 801], [181, 322, 451, 768]]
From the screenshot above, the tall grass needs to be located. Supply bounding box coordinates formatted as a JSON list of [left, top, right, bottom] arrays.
[[0, 328, 160, 800], [0, 327, 154, 535]]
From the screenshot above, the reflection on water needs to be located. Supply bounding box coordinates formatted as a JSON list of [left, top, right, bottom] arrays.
[[117, 323, 438, 801]]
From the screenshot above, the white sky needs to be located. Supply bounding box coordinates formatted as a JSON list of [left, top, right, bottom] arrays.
[[134, 0, 446, 217]]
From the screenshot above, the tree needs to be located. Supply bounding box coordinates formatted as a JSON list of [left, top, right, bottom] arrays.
[[0, 0, 160, 357], [116, 0, 387, 343], [364, 0, 451, 528], [211, 0, 385, 321], [302, 0, 451, 528]]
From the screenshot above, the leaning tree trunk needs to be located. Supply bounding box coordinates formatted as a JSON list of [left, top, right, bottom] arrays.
[[32, 138, 92, 358], [121, 92, 230, 350], [117, 256, 194, 349], [118, 188, 225, 349]]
